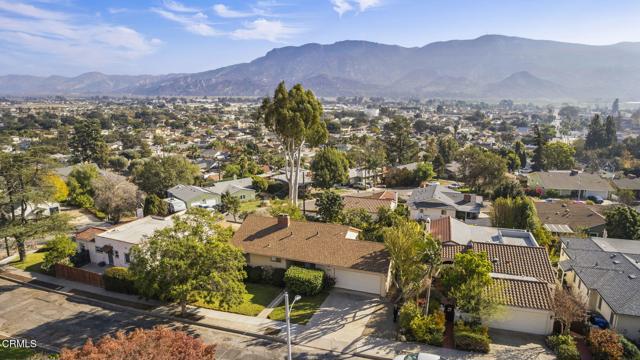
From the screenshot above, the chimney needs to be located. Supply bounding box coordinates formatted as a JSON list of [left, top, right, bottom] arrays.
[[277, 214, 290, 228]]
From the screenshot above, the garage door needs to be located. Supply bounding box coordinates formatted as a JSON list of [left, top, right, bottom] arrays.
[[489, 306, 552, 335], [334, 268, 381, 295]]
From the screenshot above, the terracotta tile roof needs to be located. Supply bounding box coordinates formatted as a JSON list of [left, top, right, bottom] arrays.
[[342, 196, 394, 214], [472, 242, 556, 284], [439, 242, 556, 284], [74, 226, 108, 242], [232, 214, 389, 274], [430, 217, 452, 243], [365, 191, 397, 201], [489, 277, 553, 310]]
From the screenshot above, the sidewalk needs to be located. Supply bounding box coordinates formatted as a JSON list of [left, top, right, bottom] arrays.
[[0, 265, 480, 360]]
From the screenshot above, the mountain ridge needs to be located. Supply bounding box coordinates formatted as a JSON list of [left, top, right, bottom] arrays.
[[2, 35, 639, 100]]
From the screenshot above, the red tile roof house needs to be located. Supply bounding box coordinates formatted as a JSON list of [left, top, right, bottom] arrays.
[[232, 214, 391, 296]]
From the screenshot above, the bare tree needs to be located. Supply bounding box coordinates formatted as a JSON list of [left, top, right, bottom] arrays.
[[553, 286, 586, 334], [92, 171, 138, 223]]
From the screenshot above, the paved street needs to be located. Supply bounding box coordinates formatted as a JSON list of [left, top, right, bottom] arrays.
[[0, 278, 373, 360]]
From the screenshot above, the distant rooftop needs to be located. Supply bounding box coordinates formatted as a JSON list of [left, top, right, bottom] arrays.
[[97, 216, 174, 244]]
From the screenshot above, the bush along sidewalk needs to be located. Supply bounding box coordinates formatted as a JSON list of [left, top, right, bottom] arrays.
[[546, 334, 580, 360], [452, 320, 490, 353], [104, 267, 138, 295], [397, 302, 446, 346]]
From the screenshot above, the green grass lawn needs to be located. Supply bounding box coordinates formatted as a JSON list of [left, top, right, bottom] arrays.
[[193, 283, 282, 316], [0, 346, 51, 360], [9, 250, 48, 274], [239, 200, 264, 213], [268, 291, 330, 325]]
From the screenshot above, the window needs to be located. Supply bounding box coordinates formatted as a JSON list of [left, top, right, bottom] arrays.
[[610, 313, 615, 325], [598, 296, 603, 310], [95, 246, 103, 253], [240, 195, 246, 199], [115, 251, 119, 258], [441, 210, 447, 215], [124, 253, 130, 263], [419, 209, 424, 214], [271, 256, 282, 263]]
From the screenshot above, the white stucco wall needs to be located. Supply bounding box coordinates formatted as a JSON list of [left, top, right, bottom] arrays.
[[489, 306, 554, 335]]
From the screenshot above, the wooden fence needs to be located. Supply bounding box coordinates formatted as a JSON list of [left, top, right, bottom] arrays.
[[55, 264, 104, 288]]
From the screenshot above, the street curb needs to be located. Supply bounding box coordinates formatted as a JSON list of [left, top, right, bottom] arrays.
[[0, 273, 391, 360]]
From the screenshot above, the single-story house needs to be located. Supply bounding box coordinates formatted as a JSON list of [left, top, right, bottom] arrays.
[[427, 216, 538, 247], [527, 171, 614, 199], [559, 236, 640, 341], [613, 177, 640, 200], [205, 177, 256, 202], [167, 177, 256, 209], [534, 200, 606, 236], [348, 167, 383, 186], [442, 241, 556, 335], [408, 183, 483, 221], [341, 191, 398, 218], [232, 214, 391, 296]]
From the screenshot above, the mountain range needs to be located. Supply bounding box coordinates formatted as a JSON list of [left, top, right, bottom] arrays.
[[2, 35, 639, 101]]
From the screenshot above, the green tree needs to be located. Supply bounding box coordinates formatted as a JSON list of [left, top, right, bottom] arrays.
[[67, 163, 99, 208], [605, 206, 640, 240], [42, 234, 77, 271], [132, 155, 200, 196], [586, 114, 606, 150], [438, 136, 459, 164], [491, 179, 525, 200], [258, 82, 328, 206], [383, 116, 419, 165], [544, 142, 576, 170], [310, 147, 349, 189], [129, 208, 247, 316], [383, 220, 440, 311], [92, 172, 139, 223], [604, 115, 617, 146], [531, 124, 547, 171], [69, 120, 110, 166], [414, 162, 435, 184], [251, 175, 269, 193], [514, 140, 527, 169], [491, 196, 553, 247], [221, 191, 241, 222], [316, 190, 344, 223], [269, 200, 305, 220], [341, 208, 374, 232], [143, 194, 168, 216], [457, 146, 507, 193]]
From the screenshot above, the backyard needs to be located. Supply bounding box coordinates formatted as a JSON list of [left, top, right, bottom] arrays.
[[9, 250, 49, 274], [192, 283, 282, 316], [268, 291, 330, 325]]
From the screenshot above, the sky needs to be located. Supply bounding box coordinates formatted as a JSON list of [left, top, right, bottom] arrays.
[[1, 0, 640, 76]]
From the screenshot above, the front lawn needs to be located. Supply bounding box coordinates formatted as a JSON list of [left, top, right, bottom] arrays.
[[239, 200, 263, 213], [192, 283, 282, 316], [268, 291, 329, 325], [9, 250, 49, 274]]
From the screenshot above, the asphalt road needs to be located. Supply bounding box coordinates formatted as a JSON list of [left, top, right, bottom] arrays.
[[0, 278, 376, 360]]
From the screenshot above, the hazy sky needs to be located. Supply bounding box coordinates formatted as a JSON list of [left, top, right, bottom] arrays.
[[1, 0, 639, 76]]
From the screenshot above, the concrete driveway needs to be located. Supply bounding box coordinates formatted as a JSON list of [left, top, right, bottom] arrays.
[[294, 289, 388, 350]]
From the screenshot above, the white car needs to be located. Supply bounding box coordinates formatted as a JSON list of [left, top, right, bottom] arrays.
[[393, 353, 440, 360]]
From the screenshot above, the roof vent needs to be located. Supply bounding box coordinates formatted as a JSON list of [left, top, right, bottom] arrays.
[[492, 258, 499, 264], [629, 274, 638, 279], [610, 254, 617, 259], [613, 260, 621, 265]]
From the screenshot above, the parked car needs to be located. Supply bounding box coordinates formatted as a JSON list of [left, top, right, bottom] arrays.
[[447, 183, 462, 189], [588, 312, 609, 329], [587, 195, 604, 204], [394, 353, 440, 360]]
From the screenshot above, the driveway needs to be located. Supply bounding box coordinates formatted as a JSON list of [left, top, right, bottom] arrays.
[[295, 289, 386, 349]]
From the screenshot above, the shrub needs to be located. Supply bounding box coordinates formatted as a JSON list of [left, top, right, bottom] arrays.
[[454, 331, 490, 353], [556, 344, 581, 360], [547, 334, 576, 352], [246, 266, 265, 283], [588, 328, 623, 360], [104, 267, 137, 295], [42, 235, 77, 272], [409, 311, 446, 346], [270, 268, 286, 287], [284, 266, 324, 296], [621, 337, 640, 360], [455, 320, 488, 337], [398, 302, 421, 332], [322, 274, 336, 291]]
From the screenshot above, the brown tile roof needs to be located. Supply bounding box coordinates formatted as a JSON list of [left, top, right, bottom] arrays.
[[534, 201, 605, 231], [342, 196, 394, 214], [439, 242, 556, 284], [232, 215, 389, 274], [74, 226, 108, 242], [430, 217, 452, 243], [473, 242, 556, 284], [489, 277, 553, 310]]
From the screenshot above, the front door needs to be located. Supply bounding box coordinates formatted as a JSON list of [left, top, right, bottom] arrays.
[[107, 252, 114, 265]]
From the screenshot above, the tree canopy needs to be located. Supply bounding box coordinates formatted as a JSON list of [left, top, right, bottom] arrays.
[[316, 190, 344, 223], [310, 147, 349, 189], [132, 155, 200, 196], [605, 206, 640, 240]]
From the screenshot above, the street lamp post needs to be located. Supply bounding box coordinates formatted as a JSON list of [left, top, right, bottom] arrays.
[[284, 292, 301, 360]]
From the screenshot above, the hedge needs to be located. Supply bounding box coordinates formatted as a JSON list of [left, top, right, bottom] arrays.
[[454, 331, 490, 353], [409, 311, 445, 346], [245, 265, 287, 287], [284, 266, 324, 296], [621, 337, 640, 360], [104, 267, 137, 295], [556, 344, 580, 360]]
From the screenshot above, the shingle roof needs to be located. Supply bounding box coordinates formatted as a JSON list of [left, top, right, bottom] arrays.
[[534, 201, 606, 232], [408, 184, 482, 213], [613, 178, 640, 191], [232, 215, 389, 274], [528, 171, 614, 192], [342, 196, 394, 215], [490, 277, 553, 310], [561, 237, 640, 316]]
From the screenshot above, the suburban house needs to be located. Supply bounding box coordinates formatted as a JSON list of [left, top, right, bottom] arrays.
[[527, 171, 614, 199], [232, 214, 391, 296], [534, 200, 606, 236], [559, 236, 640, 341], [427, 216, 538, 247], [613, 177, 640, 201], [408, 183, 483, 221], [442, 242, 556, 335], [75, 215, 174, 268], [348, 167, 383, 186], [167, 177, 256, 209], [341, 191, 398, 218]]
